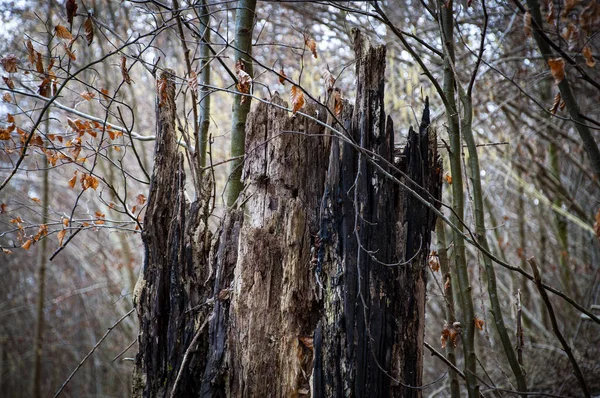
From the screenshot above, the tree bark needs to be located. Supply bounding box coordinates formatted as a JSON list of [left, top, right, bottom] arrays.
[[134, 32, 441, 398]]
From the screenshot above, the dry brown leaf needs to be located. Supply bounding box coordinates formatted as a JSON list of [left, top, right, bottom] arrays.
[[7, 113, 14, 123], [279, 68, 287, 85], [188, 71, 198, 94], [3, 76, 14, 89], [523, 11, 532, 37], [26, 40, 36, 65], [68, 173, 77, 188], [36, 52, 44, 74], [428, 251, 440, 272], [322, 67, 335, 91], [2, 92, 11, 103], [290, 85, 305, 115], [333, 88, 343, 117], [550, 92, 562, 115], [136, 194, 147, 205], [444, 172, 452, 184], [80, 91, 95, 101], [121, 56, 132, 84], [2, 248, 12, 254], [474, 317, 485, 331], [0, 203, 6, 214], [304, 35, 318, 59], [22, 239, 33, 250], [548, 58, 566, 84], [100, 88, 110, 101], [63, 43, 76, 61], [55, 25, 73, 40], [62, 218, 69, 228], [30, 197, 41, 204], [235, 59, 252, 103], [57, 229, 67, 246], [546, 0, 555, 24], [583, 46, 596, 67], [66, 0, 78, 25], [84, 16, 94, 46], [1, 55, 18, 73]]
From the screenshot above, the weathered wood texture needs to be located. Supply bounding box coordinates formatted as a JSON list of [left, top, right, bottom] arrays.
[[313, 32, 441, 398], [132, 70, 212, 398], [134, 32, 440, 398]]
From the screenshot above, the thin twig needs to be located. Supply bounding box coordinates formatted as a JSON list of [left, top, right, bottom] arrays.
[[112, 338, 137, 362], [169, 317, 209, 398], [527, 257, 591, 398], [54, 308, 135, 397]]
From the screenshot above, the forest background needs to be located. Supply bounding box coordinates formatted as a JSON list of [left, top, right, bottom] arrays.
[[1, 0, 600, 396]]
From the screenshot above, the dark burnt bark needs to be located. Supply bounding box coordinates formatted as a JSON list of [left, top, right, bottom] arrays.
[[134, 32, 441, 398], [313, 32, 441, 398], [133, 70, 212, 398]]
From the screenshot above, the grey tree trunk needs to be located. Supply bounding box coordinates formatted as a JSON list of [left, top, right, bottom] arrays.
[[133, 32, 441, 398]]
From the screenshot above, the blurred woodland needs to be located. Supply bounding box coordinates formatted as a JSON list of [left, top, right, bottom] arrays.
[[1, 0, 600, 397]]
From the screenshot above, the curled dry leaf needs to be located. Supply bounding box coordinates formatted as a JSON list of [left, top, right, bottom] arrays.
[[235, 59, 252, 103], [1, 54, 18, 73], [3, 76, 14, 90], [57, 229, 67, 246], [121, 56, 132, 84], [474, 317, 485, 331], [279, 68, 287, 85], [66, 0, 78, 25], [428, 251, 440, 272], [441, 323, 459, 348], [523, 11, 532, 37], [84, 16, 94, 46], [35, 52, 44, 74], [136, 193, 147, 205], [444, 172, 452, 184], [290, 85, 305, 114], [55, 25, 73, 40], [583, 46, 596, 67], [26, 40, 36, 65], [188, 71, 198, 95], [63, 43, 76, 61], [548, 58, 566, 84], [2, 93, 11, 103], [2, 248, 12, 254], [21, 239, 33, 250], [550, 92, 563, 115], [333, 88, 343, 117], [546, 0, 555, 24], [304, 34, 318, 59], [322, 67, 335, 91], [80, 91, 95, 101]]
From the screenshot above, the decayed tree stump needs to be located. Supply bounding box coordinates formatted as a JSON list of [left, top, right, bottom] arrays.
[[133, 32, 441, 398]]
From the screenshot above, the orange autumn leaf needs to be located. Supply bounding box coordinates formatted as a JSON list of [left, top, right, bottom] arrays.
[[57, 229, 67, 246], [30, 197, 41, 204], [55, 25, 73, 40], [548, 58, 566, 84], [22, 239, 33, 250], [80, 91, 95, 101], [474, 317, 485, 331], [444, 172, 452, 184], [136, 194, 147, 205], [26, 40, 36, 65], [290, 85, 304, 115], [583, 46, 596, 67], [68, 173, 77, 188], [2, 93, 11, 103], [62, 217, 69, 228], [2, 248, 12, 254]]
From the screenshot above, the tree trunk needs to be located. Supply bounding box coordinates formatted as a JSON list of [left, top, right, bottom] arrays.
[[133, 32, 441, 397]]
